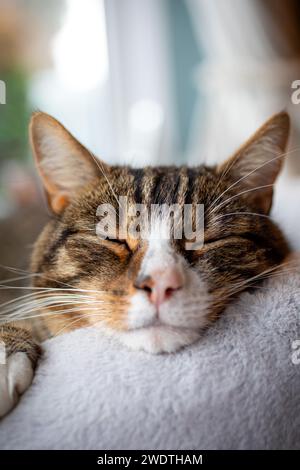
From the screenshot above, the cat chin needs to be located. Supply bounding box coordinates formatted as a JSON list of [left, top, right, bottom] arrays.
[[104, 324, 201, 354]]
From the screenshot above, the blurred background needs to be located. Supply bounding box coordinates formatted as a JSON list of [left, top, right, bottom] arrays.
[[1, 0, 300, 300]]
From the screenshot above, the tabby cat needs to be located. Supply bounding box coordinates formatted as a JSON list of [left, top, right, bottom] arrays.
[[0, 111, 290, 417]]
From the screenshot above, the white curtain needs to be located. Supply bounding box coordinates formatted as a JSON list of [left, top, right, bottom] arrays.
[[185, 0, 300, 170], [105, 0, 175, 166]]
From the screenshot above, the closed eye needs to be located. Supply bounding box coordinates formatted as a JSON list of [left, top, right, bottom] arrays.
[[78, 231, 131, 251]]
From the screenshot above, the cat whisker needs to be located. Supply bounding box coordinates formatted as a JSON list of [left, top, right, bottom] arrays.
[[208, 184, 274, 216], [1, 296, 100, 312], [52, 306, 130, 337], [0, 306, 105, 325], [213, 211, 272, 221], [208, 146, 300, 213], [0, 299, 100, 318], [0, 274, 40, 284], [0, 291, 122, 319], [225, 269, 288, 294], [0, 264, 80, 290], [208, 151, 242, 205], [53, 313, 108, 337], [0, 290, 94, 310], [87, 150, 119, 210], [0, 285, 112, 295]]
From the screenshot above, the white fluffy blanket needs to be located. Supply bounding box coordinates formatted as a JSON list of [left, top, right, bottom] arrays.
[[0, 181, 299, 450]]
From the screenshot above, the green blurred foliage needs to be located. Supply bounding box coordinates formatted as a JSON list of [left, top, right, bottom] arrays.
[[0, 69, 30, 164]]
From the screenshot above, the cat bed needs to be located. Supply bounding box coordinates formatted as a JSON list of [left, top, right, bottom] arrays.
[[0, 259, 299, 450]]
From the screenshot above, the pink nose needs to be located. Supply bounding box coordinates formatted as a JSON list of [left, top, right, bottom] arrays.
[[135, 267, 184, 307]]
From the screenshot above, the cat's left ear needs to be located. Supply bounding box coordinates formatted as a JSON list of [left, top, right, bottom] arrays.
[[30, 112, 103, 213], [217, 111, 290, 214]]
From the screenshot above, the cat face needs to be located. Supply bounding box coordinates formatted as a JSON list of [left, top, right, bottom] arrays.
[[30, 112, 290, 353]]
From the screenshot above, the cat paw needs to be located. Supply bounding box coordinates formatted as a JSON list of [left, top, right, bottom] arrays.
[[0, 352, 35, 418], [0, 326, 41, 418]]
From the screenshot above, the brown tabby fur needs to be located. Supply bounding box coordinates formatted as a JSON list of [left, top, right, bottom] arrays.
[[0, 111, 291, 361]]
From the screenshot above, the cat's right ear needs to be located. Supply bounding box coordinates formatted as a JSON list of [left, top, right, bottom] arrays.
[[30, 112, 102, 214], [216, 111, 290, 214]]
